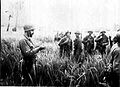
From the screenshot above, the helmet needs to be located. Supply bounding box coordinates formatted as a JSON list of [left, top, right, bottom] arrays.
[[23, 25, 35, 32], [100, 31, 106, 33], [88, 31, 93, 34], [75, 31, 81, 35]]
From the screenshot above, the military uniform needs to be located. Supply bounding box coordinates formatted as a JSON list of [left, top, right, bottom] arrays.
[[110, 34, 120, 73], [19, 34, 36, 83], [58, 32, 72, 58], [95, 31, 109, 55], [19, 25, 45, 85], [73, 31, 82, 63], [83, 31, 94, 54], [108, 42, 120, 87], [19, 35, 35, 71]]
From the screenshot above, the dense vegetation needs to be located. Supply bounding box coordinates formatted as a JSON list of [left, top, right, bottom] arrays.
[[0, 38, 111, 86]]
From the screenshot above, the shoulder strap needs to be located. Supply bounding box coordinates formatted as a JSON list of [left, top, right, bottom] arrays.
[[24, 39, 34, 50]]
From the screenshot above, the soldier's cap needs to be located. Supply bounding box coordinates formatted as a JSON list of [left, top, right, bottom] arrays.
[[75, 31, 81, 35], [100, 31, 106, 33], [88, 31, 93, 34], [65, 31, 71, 35], [23, 25, 35, 32]]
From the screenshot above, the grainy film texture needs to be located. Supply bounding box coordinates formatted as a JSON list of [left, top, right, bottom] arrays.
[[1, 0, 120, 86]]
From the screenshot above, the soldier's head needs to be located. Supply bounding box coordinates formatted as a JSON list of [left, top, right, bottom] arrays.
[[75, 31, 81, 38], [65, 31, 71, 37], [24, 25, 35, 37], [114, 34, 120, 44], [100, 31, 106, 35], [88, 31, 93, 35]]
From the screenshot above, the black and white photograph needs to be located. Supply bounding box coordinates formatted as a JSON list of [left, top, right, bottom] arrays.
[[1, 0, 120, 86]]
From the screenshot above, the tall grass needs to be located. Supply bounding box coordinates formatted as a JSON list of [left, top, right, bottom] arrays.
[[0, 37, 110, 86]]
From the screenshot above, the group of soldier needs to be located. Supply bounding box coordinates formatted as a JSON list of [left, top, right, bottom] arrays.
[[57, 29, 120, 87], [18, 25, 120, 86], [58, 30, 110, 61]]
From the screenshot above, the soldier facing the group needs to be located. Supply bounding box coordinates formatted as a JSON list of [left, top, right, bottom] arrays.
[[19, 25, 45, 85], [82, 31, 94, 55]]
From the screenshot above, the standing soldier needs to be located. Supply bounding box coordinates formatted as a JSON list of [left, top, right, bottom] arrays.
[[95, 31, 109, 55], [108, 34, 120, 87], [19, 25, 45, 85], [73, 31, 82, 63], [82, 31, 94, 55], [58, 31, 72, 59]]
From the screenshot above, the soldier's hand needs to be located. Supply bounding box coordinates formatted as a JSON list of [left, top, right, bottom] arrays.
[[40, 46, 46, 50], [39, 46, 46, 51]]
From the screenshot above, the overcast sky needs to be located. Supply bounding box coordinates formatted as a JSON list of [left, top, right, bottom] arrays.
[[27, 0, 120, 32], [1, 0, 120, 33]]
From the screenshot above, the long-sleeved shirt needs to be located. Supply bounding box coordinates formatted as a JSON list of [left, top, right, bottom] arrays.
[[73, 37, 82, 56], [95, 34, 109, 46], [83, 35, 94, 51], [19, 34, 36, 61], [108, 43, 120, 74], [58, 36, 72, 57]]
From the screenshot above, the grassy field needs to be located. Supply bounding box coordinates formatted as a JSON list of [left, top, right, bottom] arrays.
[[1, 27, 111, 86]]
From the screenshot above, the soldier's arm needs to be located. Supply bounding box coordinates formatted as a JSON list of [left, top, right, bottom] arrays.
[[103, 36, 109, 46], [95, 35, 102, 42], [82, 37, 87, 44], [58, 37, 68, 46], [112, 49, 120, 71], [19, 39, 44, 56], [34, 45, 46, 50], [62, 38, 69, 45]]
